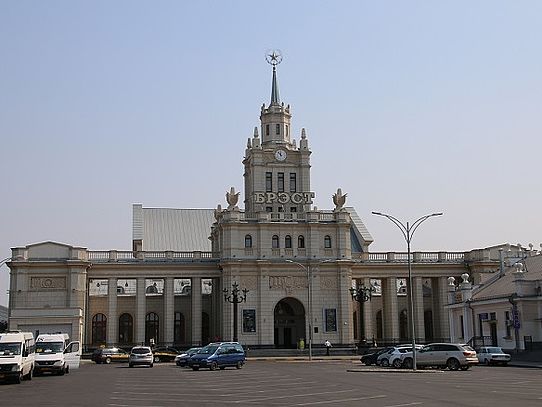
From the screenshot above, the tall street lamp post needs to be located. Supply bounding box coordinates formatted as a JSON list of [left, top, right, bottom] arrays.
[[372, 211, 443, 371], [349, 283, 375, 347], [285, 259, 313, 361], [223, 282, 248, 342]]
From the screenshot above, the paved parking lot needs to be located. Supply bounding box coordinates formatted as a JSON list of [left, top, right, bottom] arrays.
[[1, 360, 541, 406]]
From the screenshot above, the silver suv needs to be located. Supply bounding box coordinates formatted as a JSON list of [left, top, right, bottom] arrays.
[[400, 343, 478, 371]]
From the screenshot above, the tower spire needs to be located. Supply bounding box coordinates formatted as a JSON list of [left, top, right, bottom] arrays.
[[266, 50, 282, 106]]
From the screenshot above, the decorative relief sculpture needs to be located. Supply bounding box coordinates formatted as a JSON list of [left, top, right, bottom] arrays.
[[332, 188, 347, 211], [269, 276, 307, 294], [226, 187, 240, 210], [30, 277, 66, 289], [241, 276, 258, 291], [320, 276, 338, 290]]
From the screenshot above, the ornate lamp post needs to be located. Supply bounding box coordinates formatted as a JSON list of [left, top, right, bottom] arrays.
[[223, 282, 248, 342], [372, 211, 443, 371], [349, 283, 375, 346]]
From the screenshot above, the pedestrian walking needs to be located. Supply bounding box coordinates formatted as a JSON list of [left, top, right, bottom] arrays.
[[324, 339, 332, 356]]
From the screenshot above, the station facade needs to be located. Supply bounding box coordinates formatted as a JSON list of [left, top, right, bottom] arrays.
[[6, 59, 512, 350]]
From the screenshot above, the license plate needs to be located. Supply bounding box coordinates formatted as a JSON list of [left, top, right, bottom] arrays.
[[192, 364, 199, 368]]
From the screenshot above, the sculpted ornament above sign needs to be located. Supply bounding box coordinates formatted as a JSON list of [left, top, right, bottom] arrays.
[[253, 192, 315, 205], [30, 277, 67, 290]]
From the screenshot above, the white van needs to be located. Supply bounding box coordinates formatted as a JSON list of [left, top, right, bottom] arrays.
[[0, 331, 35, 383], [35, 333, 81, 375]]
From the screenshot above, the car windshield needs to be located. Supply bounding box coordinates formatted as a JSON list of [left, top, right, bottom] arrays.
[[485, 347, 503, 353], [132, 348, 151, 354], [187, 348, 200, 354], [36, 342, 64, 354], [0, 343, 21, 355], [198, 345, 219, 354]]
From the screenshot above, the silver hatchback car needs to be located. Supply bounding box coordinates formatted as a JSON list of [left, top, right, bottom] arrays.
[[129, 346, 154, 368]]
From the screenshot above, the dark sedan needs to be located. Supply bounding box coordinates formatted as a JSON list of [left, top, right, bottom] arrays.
[[360, 348, 391, 366]]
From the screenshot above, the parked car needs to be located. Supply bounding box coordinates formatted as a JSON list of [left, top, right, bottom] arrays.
[[91, 347, 129, 364], [377, 345, 422, 367], [129, 346, 154, 368], [152, 346, 180, 363], [175, 347, 202, 367], [477, 346, 511, 366], [360, 348, 392, 366], [400, 343, 478, 371], [188, 342, 245, 371]]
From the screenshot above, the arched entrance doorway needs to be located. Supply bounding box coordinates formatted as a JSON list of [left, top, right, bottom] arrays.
[[274, 298, 306, 349]]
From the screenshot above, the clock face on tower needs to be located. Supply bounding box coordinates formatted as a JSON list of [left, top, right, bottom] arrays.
[[275, 149, 287, 161]]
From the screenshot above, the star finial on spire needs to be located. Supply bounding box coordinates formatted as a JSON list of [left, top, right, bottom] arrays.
[[266, 49, 282, 105]]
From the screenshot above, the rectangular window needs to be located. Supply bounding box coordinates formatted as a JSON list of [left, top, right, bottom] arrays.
[[505, 311, 511, 337], [460, 315, 465, 338], [266, 206, 273, 212], [276, 124, 280, 135], [290, 207, 297, 212], [285, 124, 289, 136], [277, 172, 284, 192], [266, 124, 270, 136], [243, 309, 256, 333], [324, 309, 337, 332], [289, 173, 296, 192], [266, 172, 272, 192]]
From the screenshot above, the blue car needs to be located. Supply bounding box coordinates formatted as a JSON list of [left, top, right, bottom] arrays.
[[188, 342, 245, 371]]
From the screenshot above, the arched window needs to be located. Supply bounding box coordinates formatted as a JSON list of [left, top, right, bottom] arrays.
[[285, 235, 292, 248], [244, 234, 252, 248], [324, 235, 332, 249], [145, 312, 159, 345], [91, 313, 107, 345], [174, 312, 185, 345], [146, 283, 158, 294], [272, 235, 279, 248], [298, 235, 305, 249], [118, 313, 133, 344]]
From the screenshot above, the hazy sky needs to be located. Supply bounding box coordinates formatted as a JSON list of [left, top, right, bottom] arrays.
[[1, 1, 541, 306]]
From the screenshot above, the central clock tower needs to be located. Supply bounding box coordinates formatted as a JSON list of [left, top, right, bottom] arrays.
[[243, 54, 313, 215]]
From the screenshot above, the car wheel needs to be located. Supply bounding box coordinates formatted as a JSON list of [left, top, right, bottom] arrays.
[[460, 366, 470, 371], [381, 358, 389, 367], [154, 356, 160, 363], [25, 368, 33, 380], [66, 365, 70, 374], [447, 358, 460, 371], [392, 359, 402, 368], [176, 362, 181, 366], [484, 359, 491, 366], [14, 371, 23, 384], [403, 358, 413, 369], [192, 366, 200, 371], [105, 357, 112, 364], [59, 366, 65, 376], [149, 363, 153, 368], [236, 361, 244, 369], [210, 362, 218, 371], [129, 363, 133, 368]]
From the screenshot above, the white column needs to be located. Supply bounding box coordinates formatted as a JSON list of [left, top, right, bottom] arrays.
[[338, 269, 352, 345], [191, 277, 202, 345], [107, 278, 118, 346], [383, 277, 399, 343], [363, 277, 374, 341], [136, 278, 146, 345], [164, 277, 174, 346], [413, 277, 425, 342]]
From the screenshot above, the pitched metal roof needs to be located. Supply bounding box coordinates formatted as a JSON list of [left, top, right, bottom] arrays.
[[472, 254, 542, 301], [134, 205, 215, 252], [345, 206, 374, 248]]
